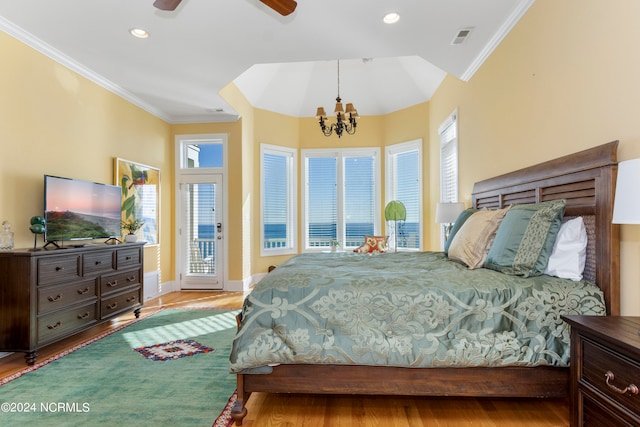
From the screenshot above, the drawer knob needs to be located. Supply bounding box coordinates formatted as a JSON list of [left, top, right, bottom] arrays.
[[605, 371, 639, 395], [126, 296, 137, 303], [95, 260, 102, 265], [107, 280, 118, 287], [47, 293, 63, 302], [125, 256, 132, 260], [127, 276, 136, 282], [77, 312, 90, 320], [55, 266, 64, 271], [77, 287, 90, 295], [107, 302, 118, 310]]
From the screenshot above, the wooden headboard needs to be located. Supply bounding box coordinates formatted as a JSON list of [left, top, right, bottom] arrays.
[[471, 141, 620, 315]]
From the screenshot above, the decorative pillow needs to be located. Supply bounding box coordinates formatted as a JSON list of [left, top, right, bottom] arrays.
[[544, 217, 588, 281], [353, 235, 388, 253], [447, 208, 510, 269], [444, 208, 478, 254], [484, 199, 566, 277]]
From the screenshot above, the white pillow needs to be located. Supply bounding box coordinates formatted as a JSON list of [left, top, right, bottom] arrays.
[[544, 217, 587, 281]]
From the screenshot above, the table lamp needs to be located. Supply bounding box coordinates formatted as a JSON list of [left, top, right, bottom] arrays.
[[435, 202, 465, 241], [612, 158, 640, 333], [384, 200, 406, 252], [613, 158, 640, 224]]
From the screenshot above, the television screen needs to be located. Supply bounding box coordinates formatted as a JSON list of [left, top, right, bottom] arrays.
[[44, 175, 122, 242]]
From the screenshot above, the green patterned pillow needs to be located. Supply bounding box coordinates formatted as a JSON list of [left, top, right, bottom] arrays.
[[484, 199, 566, 277]]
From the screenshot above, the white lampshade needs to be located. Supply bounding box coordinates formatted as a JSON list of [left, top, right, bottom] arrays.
[[613, 158, 640, 224], [435, 202, 465, 224]]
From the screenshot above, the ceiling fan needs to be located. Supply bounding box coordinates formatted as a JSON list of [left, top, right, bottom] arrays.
[[153, 0, 298, 16]]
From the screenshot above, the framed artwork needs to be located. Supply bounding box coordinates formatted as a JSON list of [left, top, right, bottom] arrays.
[[114, 158, 160, 245]]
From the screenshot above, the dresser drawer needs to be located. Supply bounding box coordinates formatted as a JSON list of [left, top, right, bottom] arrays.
[[83, 251, 114, 275], [38, 279, 97, 314], [37, 254, 81, 286], [100, 287, 141, 319], [38, 302, 98, 344], [582, 389, 639, 426], [581, 338, 640, 414], [101, 269, 141, 295], [117, 247, 141, 270]]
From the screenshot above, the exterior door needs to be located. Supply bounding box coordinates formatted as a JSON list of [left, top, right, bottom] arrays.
[[178, 174, 224, 290]]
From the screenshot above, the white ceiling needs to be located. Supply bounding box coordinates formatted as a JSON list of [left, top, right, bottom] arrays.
[[0, 0, 534, 124]]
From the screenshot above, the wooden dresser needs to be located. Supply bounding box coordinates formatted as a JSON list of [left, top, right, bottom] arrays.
[[562, 315, 640, 426], [0, 243, 144, 365]]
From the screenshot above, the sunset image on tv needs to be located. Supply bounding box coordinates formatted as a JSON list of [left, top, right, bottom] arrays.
[[44, 175, 122, 241]]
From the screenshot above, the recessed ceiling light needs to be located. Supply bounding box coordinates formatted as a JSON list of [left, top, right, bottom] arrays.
[[129, 28, 149, 39], [383, 12, 400, 24]]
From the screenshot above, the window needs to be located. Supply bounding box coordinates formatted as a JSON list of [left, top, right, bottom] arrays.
[[178, 138, 224, 169], [439, 110, 459, 203], [302, 148, 380, 250], [261, 144, 297, 255], [439, 110, 459, 246], [386, 139, 422, 250]]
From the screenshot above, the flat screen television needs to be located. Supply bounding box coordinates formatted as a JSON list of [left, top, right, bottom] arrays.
[[44, 175, 122, 244]]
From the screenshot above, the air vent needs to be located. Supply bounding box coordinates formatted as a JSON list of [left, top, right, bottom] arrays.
[[451, 27, 473, 45]]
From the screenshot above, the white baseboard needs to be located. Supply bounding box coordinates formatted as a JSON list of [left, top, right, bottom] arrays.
[[224, 278, 250, 292], [145, 272, 255, 296], [143, 270, 160, 301]]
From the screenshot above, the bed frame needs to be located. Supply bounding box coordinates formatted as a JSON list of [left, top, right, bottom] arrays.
[[230, 141, 620, 425]]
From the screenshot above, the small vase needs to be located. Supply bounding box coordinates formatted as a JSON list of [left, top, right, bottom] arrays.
[[0, 221, 13, 251], [331, 246, 337, 252], [124, 234, 138, 243]]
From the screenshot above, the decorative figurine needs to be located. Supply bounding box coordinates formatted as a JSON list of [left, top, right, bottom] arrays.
[[29, 216, 46, 250]]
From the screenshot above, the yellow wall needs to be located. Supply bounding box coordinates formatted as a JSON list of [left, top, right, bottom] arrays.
[[0, 32, 171, 280], [428, 0, 640, 315]]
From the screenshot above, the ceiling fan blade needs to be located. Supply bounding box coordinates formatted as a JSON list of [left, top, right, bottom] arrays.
[[260, 0, 297, 16], [153, 0, 182, 11]]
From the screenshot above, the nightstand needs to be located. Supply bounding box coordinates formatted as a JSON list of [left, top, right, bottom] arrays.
[[562, 316, 640, 426]]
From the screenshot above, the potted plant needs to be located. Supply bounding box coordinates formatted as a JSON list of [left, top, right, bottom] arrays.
[[121, 219, 144, 243], [330, 239, 341, 252]]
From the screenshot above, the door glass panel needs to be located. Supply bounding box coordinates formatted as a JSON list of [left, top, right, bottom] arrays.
[[184, 183, 217, 276]]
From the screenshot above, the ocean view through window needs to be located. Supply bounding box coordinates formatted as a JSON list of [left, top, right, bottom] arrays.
[[261, 144, 297, 254], [303, 148, 380, 250], [386, 140, 422, 250]]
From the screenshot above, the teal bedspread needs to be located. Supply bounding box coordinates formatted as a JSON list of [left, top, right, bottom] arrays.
[[229, 252, 606, 373]]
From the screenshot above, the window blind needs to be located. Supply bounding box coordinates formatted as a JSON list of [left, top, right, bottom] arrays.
[[344, 156, 375, 246], [303, 149, 379, 250], [439, 111, 459, 203], [261, 145, 296, 254], [387, 141, 421, 250], [306, 156, 337, 247]]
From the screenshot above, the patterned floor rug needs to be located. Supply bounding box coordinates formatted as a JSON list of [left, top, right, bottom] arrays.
[[0, 308, 239, 427]]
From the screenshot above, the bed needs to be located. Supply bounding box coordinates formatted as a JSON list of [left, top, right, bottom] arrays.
[[229, 141, 620, 425]]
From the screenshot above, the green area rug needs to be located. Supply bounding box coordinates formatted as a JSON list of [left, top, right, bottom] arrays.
[[0, 308, 239, 427]]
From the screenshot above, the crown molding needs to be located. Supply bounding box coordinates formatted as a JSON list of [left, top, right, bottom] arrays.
[[0, 16, 173, 122]]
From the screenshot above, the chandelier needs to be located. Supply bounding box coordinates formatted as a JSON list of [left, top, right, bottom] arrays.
[[315, 60, 359, 138]]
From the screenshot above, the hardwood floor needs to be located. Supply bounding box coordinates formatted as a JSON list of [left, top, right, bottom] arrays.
[[0, 291, 570, 426]]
